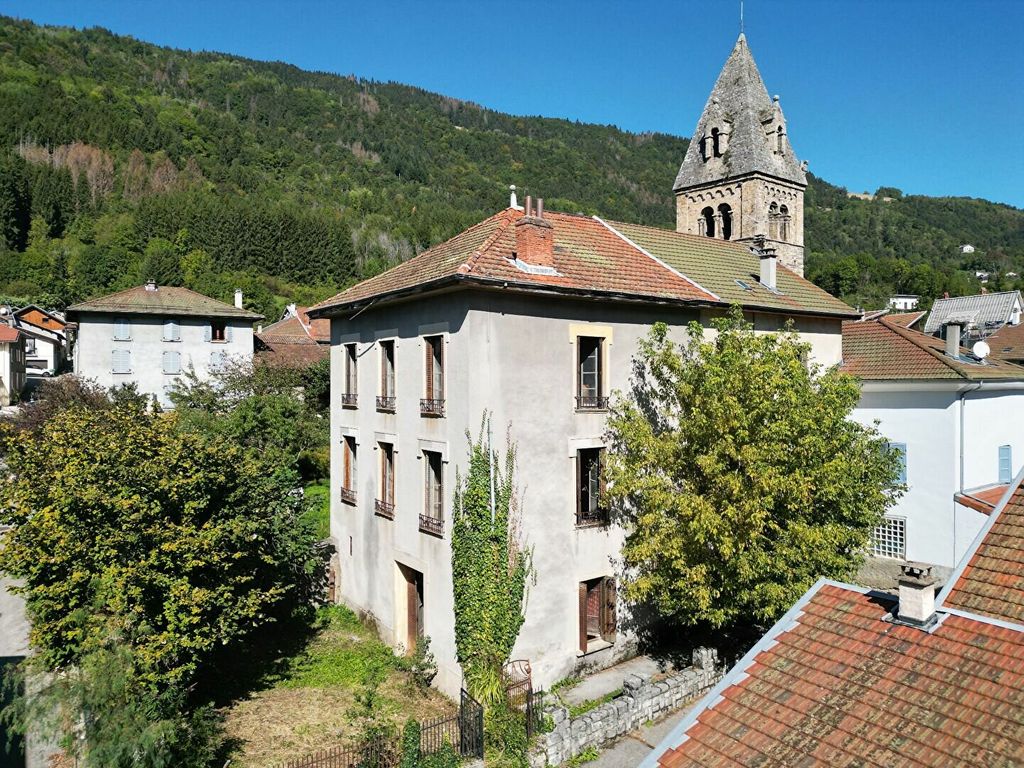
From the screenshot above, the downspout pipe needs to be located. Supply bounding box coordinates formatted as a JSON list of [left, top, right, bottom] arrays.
[[958, 381, 984, 563]]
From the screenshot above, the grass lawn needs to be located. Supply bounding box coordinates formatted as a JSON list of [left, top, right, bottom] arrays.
[[302, 482, 330, 540], [222, 605, 455, 767]]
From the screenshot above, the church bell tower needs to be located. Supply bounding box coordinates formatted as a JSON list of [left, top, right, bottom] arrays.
[[674, 34, 807, 275]]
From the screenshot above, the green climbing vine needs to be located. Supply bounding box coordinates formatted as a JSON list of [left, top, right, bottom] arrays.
[[451, 415, 532, 763]]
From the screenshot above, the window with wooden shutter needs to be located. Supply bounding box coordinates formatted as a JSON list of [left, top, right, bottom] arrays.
[[375, 442, 395, 518], [420, 450, 444, 535], [341, 436, 357, 504], [579, 576, 616, 652], [601, 578, 617, 642], [578, 582, 588, 653], [342, 344, 358, 406], [421, 336, 445, 416], [378, 340, 396, 411], [113, 318, 131, 341], [576, 336, 607, 409], [576, 448, 608, 527], [162, 351, 181, 375], [210, 320, 227, 342], [163, 320, 180, 342], [999, 445, 1012, 484], [111, 349, 131, 374]]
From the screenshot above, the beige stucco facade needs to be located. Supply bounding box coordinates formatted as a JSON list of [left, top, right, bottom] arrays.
[[329, 288, 843, 697]]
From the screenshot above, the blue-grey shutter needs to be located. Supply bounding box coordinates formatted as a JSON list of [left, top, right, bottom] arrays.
[[113, 318, 130, 340], [164, 319, 180, 341], [888, 442, 907, 485], [204, 324, 212, 342], [999, 445, 1012, 484], [226, 323, 234, 342]]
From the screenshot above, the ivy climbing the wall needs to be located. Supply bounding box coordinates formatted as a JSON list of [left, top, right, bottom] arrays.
[[451, 416, 532, 763]]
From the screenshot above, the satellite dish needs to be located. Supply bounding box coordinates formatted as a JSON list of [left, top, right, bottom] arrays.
[[973, 340, 991, 360]]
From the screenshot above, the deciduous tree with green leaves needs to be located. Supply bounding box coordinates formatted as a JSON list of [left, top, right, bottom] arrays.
[[606, 311, 902, 630], [0, 398, 324, 764]]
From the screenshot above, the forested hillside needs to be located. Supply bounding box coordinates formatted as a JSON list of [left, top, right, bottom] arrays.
[[0, 16, 1022, 316]]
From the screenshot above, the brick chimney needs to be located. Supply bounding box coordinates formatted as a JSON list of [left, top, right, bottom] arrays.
[[514, 196, 554, 269], [896, 562, 938, 628]]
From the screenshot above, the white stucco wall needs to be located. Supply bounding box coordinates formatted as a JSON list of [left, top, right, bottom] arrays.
[[74, 314, 254, 404], [329, 289, 846, 697], [852, 383, 1024, 569], [0, 339, 26, 406]]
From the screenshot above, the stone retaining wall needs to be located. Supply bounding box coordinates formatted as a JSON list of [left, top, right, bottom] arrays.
[[532, 648, 721, 767]]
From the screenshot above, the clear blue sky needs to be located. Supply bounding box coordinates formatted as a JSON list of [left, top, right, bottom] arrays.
[[2, 0, 1022, 207]]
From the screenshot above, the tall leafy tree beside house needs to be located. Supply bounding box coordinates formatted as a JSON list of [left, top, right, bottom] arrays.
[[0, 398, 324, 764], [606, 310, 903, 631]]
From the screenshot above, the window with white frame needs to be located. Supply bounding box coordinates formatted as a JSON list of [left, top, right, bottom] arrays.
[[887, 442, 907, 485], [111, 349, 132, 374], [870, 516, 906, 559], [162, 350, 181, 375]]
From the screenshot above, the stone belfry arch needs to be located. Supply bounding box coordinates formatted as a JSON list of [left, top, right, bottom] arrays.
[[674, 34, 807, 275]]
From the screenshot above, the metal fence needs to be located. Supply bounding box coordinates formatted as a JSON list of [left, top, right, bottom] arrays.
[[278, 690, 483, 768], [525, 689, 545, 738]]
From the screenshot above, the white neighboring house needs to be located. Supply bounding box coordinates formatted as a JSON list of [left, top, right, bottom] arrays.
[[842, 314, 1024, 576], [0, 323, 26, 406], [66, 282, 262, 406], [888, 294, 919, 311], [12, 305, 67, 375], [960, 243, 976, 254]]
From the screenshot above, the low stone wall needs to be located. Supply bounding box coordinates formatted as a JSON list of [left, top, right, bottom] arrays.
[[533, 649, 721, 767]]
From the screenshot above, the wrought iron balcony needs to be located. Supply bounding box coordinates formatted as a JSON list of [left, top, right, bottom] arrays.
[[340, 487, 356, 505], [376, 395, 396, 412], [374, 499, 395, 519], [576, 508, 610, 528], [341, 393, 358, 408], [420, 398, 445, 417], [575, 395, 609, 410], [419, 514, 444, 537]]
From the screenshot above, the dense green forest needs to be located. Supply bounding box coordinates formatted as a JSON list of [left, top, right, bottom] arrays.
[[0, 16, 1022, 317]]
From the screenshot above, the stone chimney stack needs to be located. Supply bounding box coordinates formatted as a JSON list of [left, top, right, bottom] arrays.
[[896, 562, 938, 627], [514, 196, 555, 269], [759, 244, 777, 290], [234, 288, 244, 309]]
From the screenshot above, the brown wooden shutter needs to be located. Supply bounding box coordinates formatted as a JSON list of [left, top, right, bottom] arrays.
[[423, 454, 430, 516], [598, 448, 607, 512], [388, 449, 395, 504], [597, 338, 603, 399], [437, 338, 445, 399], [578, 582, 588, 653], [602, 578, 617, 641], [406, 575, 418, 654], [575, 452, 582, 525], [425, 340, 433, 399]]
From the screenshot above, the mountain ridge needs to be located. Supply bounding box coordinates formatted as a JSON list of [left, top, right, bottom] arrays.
[[0, 15, 1021, 315]]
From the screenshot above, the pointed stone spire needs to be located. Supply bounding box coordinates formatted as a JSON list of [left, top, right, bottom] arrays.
[[674, 34, 806, 191]]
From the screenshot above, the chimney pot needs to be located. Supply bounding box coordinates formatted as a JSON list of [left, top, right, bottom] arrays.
[[897, 562, 937, 627], [524, 195, 533, 218], [536, 198, 544, 219], [145, 279, 157, 292]]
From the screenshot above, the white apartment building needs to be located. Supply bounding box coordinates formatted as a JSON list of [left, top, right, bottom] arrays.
[[67, 282, 262, 405]]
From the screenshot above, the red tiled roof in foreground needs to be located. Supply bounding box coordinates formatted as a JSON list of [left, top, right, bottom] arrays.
[[652, 581, 1024, 768], [309, 208, 857, 319], [943, 477, 1024, 625], [842, 316, 1024, 380], [885, 310, 927, 328], [954, 483, 1010, 515], [0, 325, 20, 343]]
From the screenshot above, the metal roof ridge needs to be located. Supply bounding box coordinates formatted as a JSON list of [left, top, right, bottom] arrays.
[[592, 216, 721, 302]]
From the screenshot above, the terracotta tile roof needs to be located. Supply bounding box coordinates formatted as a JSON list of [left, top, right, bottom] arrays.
[[943, 477, 1024, 625], [0, 325, 20, 343], [841, 316, 1024, 381], [650, 581, 1024, 768], [954, 483, 1010, 515], [255, 338, 329, 368], [886, 310, 927, 329], [260, 308, 330, 344], [311, 208, 857, 319], [987, 322, 1024, 363], [67, 285, 263, 320]]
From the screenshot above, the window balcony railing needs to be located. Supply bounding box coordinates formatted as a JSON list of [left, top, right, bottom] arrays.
[[419, 514, 444, 537], [420, 398, 445, 417], [340, 487, 357, 505], [576, 509, 610, 528], [576, 395, 609, 410], [341, 393, 358, 408], [376, 396, 396, 412], [375, 499, 395, 519]]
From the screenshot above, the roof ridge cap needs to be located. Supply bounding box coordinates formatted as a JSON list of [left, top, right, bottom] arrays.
[[458, 208, 517, 275]]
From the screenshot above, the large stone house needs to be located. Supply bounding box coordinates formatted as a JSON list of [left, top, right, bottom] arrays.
[[309, 35, 859, 696], [67, 282, 262, 406], [842, 314, 1024, 577]]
